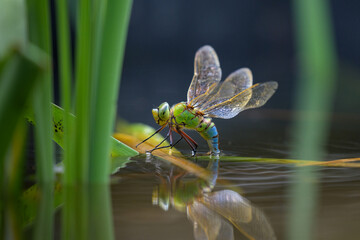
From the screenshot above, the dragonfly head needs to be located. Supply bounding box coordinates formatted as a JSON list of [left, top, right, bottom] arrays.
[[152, 102, 170, 126]]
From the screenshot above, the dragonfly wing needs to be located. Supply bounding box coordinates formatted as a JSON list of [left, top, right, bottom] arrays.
[[232, 203, 277, 240], [200, 190, 277, 240], [200, 190, 253, 223], [187, 45, 222, 106], [197, 68, 253, 111], [202, 81, 278, 119], [188, 200, 234, 240]]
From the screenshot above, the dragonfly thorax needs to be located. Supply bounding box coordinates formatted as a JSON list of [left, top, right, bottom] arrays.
[[170, 102, 204, 129]]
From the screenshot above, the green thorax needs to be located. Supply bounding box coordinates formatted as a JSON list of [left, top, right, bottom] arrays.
[[170, 102, 202, 129], [170, 102, 216, 139], [171, 178, 208, 212]]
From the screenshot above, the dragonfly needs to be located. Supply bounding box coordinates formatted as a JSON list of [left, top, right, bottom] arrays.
[[137, 45, 278, 155]]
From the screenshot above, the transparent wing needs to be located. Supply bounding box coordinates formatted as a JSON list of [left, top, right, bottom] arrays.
[[196, 68, 253, 110], [200, 190, 277, 240], [200, 190, 253, 223], [187, 45, 222, 105], [202, 81, 278, 119], [188, 200, 234, 240]]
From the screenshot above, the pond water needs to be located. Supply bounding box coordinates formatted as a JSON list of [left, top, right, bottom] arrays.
[[110, 112, 360, 240]]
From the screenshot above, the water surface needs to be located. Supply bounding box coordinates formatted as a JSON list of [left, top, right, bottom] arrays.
[[111, 114, 360, 240]]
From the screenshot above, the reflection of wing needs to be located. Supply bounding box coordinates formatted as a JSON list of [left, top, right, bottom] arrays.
[[232, 205, 277, 240], [201, 81, 278, 119], [188, 201, 234, 240], [200, 190, 253, 223], [187, 46, 222, 106], [196, 68, 253, 110], [201, 190, 277, 240]]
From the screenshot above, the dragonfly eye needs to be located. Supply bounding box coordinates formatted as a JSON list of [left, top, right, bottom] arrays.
[[152, 102, 169, 125]]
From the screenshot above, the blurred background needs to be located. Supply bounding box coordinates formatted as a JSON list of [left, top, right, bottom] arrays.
[[118, 0, 360, 125]]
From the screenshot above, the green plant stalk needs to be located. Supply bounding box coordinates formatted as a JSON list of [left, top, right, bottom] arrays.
[[55, 1, 76, 240], [27, 0, 54, 183], [0, 49, 43, 163], [88, 1, 132, 238], [4, 115, 27, 240], [0, 8, 28, 229], [90, 0, 106, 94], [62, 0, 92, 239], [89, 0, 133, 183], [27, 0, 55, 238], [0, 46, 45, 239], [73, 0, 91, 184], [56, 0, 72, 184], [289, 0, 337, 239]]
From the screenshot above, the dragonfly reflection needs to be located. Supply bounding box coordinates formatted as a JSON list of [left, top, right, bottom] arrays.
[[152, 160, 276, 240]]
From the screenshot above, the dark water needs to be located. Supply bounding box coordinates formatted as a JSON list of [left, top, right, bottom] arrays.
[[110, 113, 360, 240]]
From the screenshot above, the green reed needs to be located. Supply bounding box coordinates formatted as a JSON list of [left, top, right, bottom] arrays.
[[0, 0, 55, 238], [0, 0, 134, 239], [88, 2, 132, 238], [27, 1, 55, 239], [89, 0, 132, 183], [56, 0, 72, 186], [289, 0, 337, 239], [59, 0, 133, 239]]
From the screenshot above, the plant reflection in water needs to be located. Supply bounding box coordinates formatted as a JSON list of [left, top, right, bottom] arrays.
[[152, 159, 277, 240]]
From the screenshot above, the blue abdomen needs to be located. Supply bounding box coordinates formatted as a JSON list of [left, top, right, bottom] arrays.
[[197, 119, 220, 154]]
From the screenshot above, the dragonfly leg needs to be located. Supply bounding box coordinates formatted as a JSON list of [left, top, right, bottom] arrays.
[[171, 137, 183, 148], [148, 128, 174, 153], [149, 145, 172, 152], [149, 137, 184, 152], [169, 127, 174, 145], [149, 129, 183, 153], [136, 125, 167, 148], [147, 130, 170, 152], [179, 130, 198, 149], [175, 129, 198, 156], [169, 128, 186, 148]]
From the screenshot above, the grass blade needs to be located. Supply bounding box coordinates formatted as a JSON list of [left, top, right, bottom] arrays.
[[0, 48, 45, 161], [56, 0, 72, 186], [27, 0, 55, 239], [0, 49, 45, 238], [89, 0, 133, 183], [62, 0, 92, 239]]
